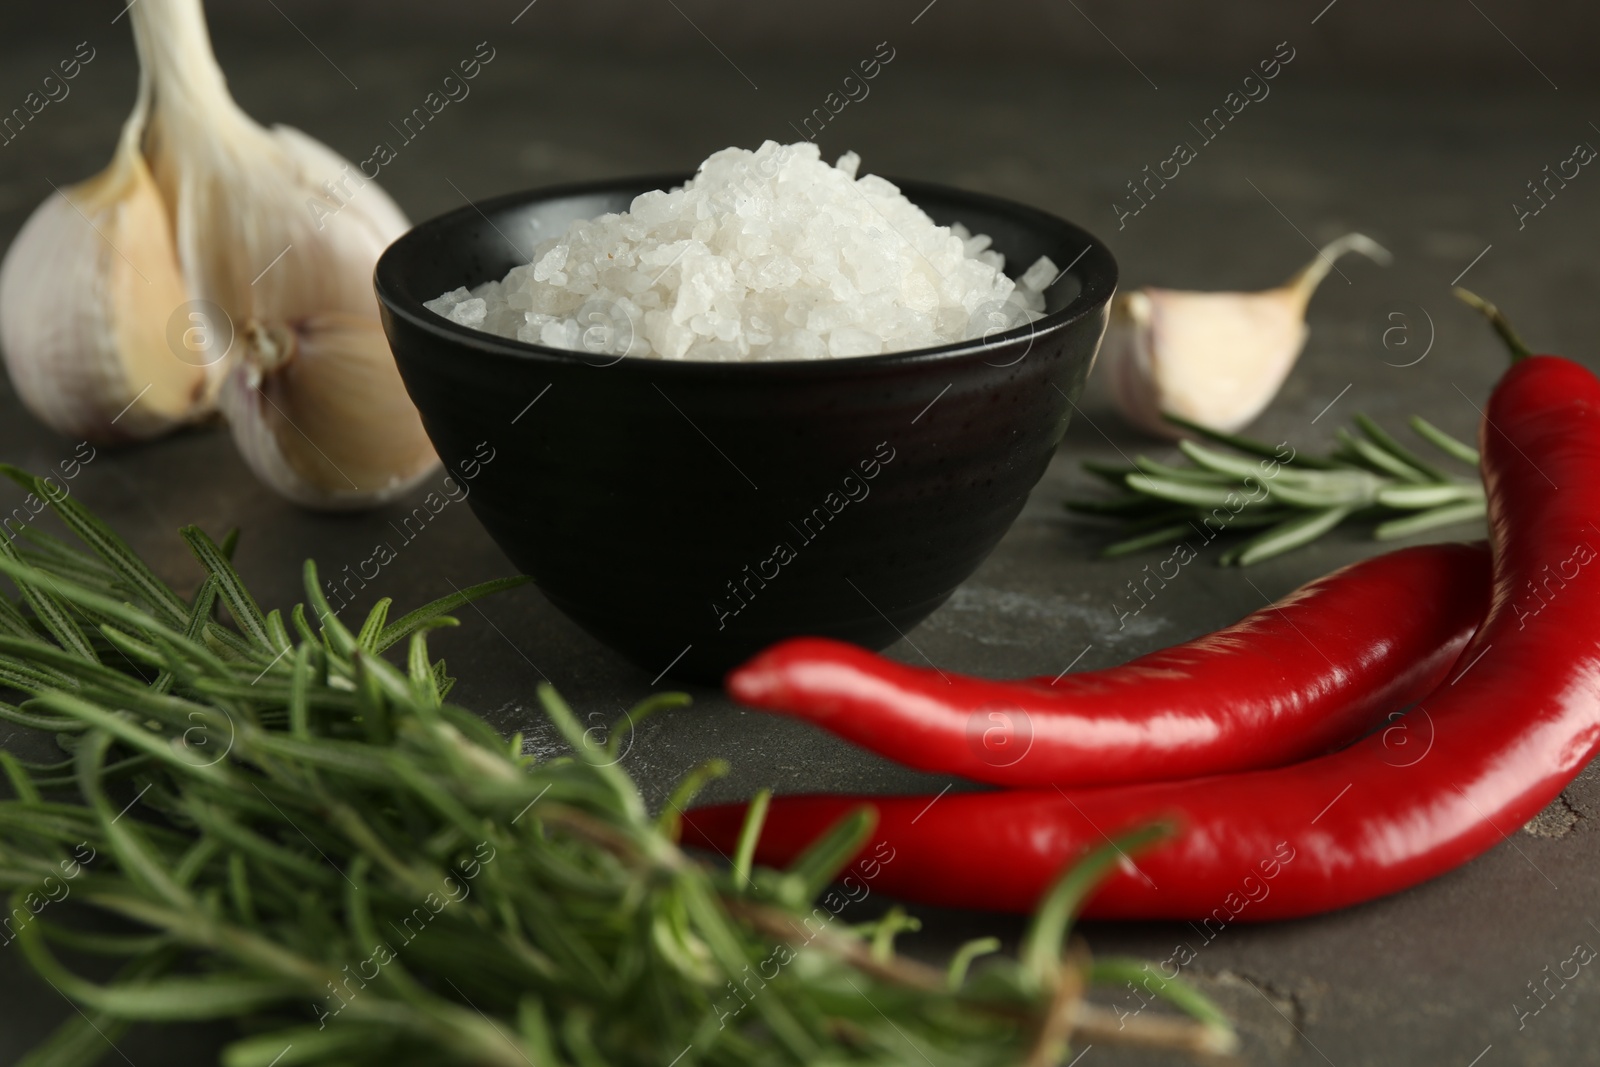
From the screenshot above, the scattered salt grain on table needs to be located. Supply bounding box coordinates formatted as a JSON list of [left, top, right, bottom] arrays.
[[425, 141, 1057, 361]]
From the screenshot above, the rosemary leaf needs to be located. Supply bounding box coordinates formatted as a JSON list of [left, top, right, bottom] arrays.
[[1353, 413, 1450, 481], [373, 576, 533, 653], [1375, 483, 1484, 510], [1409, 416, 1482, 466], [1374, 499, 1489, 540], [1073, 414, 1489, 564], [0, 466, 190, 625], [1125, 474, 1238, 510], [181, 527, 272, 651], [1337, 428, 1431, 484], [1232, 506, 1356, 566], [1101, 523, 1196, 558]]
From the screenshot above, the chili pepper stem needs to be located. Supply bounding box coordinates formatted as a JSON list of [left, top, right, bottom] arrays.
[[1453, 287, 1533, 363]]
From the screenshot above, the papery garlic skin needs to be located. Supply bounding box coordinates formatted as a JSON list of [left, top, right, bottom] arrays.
[[221, 315, 438, 510], [0, 106, 208, 444], [134, 0, 410, 323], [1102, 233, 1390, 439], [131, 0, 436, 508], [149, 117, 411, 325]]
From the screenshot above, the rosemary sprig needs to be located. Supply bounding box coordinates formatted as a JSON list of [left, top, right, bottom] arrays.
[[1066, 413, 1485, 565], [0, 471, 1234, 1066]]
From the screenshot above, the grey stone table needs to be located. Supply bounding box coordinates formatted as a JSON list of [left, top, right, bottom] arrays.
[[1, 9, 1597, 1066]]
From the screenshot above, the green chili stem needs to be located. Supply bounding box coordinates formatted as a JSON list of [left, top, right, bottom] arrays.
[[1453, 287, 1533, 362]]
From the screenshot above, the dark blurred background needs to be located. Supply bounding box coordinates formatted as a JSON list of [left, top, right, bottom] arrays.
[[12, 0, 1600, 72]]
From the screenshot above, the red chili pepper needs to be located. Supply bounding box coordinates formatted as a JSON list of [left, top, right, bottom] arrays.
[[689, 297, 1600, 919], [728, 543, 1490, 787]]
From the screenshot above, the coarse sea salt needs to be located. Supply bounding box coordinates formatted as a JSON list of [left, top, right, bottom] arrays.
[[424, 141, 1058, 362]]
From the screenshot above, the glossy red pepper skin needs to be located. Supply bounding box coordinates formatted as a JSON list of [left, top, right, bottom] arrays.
[[688, 354, 1600, 919], [728, 543, 1490, 788]]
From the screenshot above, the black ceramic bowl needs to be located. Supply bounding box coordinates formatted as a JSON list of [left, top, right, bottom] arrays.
[[375, 175, 1116, 682]]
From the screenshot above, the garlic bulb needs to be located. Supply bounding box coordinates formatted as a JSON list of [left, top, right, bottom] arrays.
[[0, 85, 209, 444], [1102, 233, 1391, 439], [131, 0, 437, 508]]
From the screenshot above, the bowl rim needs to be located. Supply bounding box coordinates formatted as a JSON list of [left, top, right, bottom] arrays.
[[374, 172, 1119, 375]]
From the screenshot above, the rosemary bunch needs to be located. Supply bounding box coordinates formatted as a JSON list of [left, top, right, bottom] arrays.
[[0, 467, 1233, 1067], [1066, 414, 1485, 566]]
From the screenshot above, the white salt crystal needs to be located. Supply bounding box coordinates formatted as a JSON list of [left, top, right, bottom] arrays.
[[900, 271, 939, 314], [446, 298, 487, 327], [532, 246, 568, 282], [1019, 255, 1059, 293], [428, 141, 1059, 361], [806, 303, 856, 334], [829, 327, 883, 358], [540, 319, 579, 349]]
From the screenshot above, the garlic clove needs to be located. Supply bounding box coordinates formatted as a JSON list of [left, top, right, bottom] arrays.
[[220, 313, 439, 511], [1102, 233, 1390, 438], [1106, 286, 1310, 436], [0, 104, 209, 444], [271, 124, 412, 250], [150, 120, 410, 325]]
